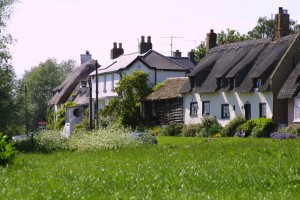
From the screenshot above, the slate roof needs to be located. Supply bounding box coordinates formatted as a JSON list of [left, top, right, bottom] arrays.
[[278, 61, 300, 99], [168, 57, 196, 71], [143, 77, 188, 101], [48, 59, 96, 106], [90, 50, 193, 76], [181, 34, 297, 93]]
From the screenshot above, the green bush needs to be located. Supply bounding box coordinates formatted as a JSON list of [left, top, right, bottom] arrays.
[[221, 116, 246, 137], [290, 124, 300, 136], [0, 132, 18, 166], [250, 118, 274, 138], [207, 123, 223, 137], [198, 117, 222, 137], [34, 130, 68, 152], [181, 124, 202, 137], [150, 126, 163, 136], [55, 102, 77, 130], [161, 122, 183, 136], [238, 119, 256, 137]]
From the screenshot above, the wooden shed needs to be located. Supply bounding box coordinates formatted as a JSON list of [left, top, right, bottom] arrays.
[[141, 77, 188, 125]]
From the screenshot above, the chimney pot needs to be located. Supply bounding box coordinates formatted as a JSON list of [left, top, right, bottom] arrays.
[[274, 7, 290, 41], [139, 35, 152, 54], [111, 42, 124, 59], [80, 50, 92, 64], [206, 29, 217, 53], [173, 50, 182, 57]]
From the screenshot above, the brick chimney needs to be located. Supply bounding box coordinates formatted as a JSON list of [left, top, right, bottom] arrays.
[[187, 50, 197, 65], [274, 7, 290, 41], [80, 50, 92, 64], [110, 42, 124, 59], [206, 29, 217, 53], [139, 35, 152, 54], [173, 50, 182, 57]]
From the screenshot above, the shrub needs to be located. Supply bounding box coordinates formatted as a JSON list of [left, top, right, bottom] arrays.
[[250, 118, 274, 138], [55, 102, 77, 130], [290, 124, 300, 136], [34, 130, 68, 152], [68, 124, 133, 151], [0, 132, 18, 166], [221, 115, 246, 137], [207, 123, 223, 137], [161, 122, 183, 136], [150, 126, 163, 136], [152, 82, 165, 91], [238, 119, 256, 137], [181, 124, 202, 137]]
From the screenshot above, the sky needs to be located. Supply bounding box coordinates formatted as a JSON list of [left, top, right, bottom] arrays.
[[6, 0, 300, 78]]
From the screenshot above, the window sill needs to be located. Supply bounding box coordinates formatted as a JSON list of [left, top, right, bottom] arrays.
[[293, 119, 300, 123]]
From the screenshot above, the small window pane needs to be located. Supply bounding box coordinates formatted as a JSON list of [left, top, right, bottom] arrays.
[[221, 104, 230, 119], [190, 102, 198, 116], [202, 101, 210, 115]]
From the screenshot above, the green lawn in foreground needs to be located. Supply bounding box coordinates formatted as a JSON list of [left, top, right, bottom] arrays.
[[1, 137, 300, 199]]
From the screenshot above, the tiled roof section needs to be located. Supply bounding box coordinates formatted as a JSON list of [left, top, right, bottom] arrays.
[[187, 34, 297, 93], [143, 77, 188, 101], [91, 52, 140, 75], [48, 59, 96, 106], [169, 57, 196, 71], [73, 90, 89, 105], [90, 50, 190, 76], [278, 61, 300, 99], [139, 50, 190, 71]]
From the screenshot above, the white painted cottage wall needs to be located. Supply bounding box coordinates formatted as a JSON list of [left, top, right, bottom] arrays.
[[184, 91, 273, 127]]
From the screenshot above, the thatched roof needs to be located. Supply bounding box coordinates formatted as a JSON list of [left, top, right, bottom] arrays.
[[48, 59, 96, 106], [181, 34, 297, 93], [143, 77, 188, 101], [278, 61, 300, 99]]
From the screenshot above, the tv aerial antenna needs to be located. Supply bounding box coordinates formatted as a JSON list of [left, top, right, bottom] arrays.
[[161, 35, 184, 56]]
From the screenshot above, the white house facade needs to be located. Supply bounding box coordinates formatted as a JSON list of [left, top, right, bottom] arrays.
[[183, 91, 273, 127]]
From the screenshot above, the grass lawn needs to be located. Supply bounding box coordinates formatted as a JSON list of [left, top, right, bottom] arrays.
[[1, 137, 300, 199]]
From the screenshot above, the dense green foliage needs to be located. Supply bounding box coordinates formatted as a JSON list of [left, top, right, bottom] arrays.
[[103, 71, 152, 128], [161, 122, 183, 136], [19, 59, 76, 131], [238, 118, 274, 137], [1, 138, 299, 199], [55, 102, 77, 131], [221, 115, 246, 137], [0, 0, 19, 136], [0, 132, 17, 166], [152, 82, 164, 92]]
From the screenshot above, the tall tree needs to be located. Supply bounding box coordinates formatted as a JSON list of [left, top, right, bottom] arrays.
[[19, 58, 76, 131], [0, 0, 18, 136]]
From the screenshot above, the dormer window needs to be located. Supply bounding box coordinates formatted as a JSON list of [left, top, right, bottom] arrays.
[[229, 77, 236, 88], [253, 78, 262, 88], [217, 78, 221, 88], [216, 78, 227, 88]]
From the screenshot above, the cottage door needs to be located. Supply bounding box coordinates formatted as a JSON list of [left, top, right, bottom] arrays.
[[244, 103, 251, 120]]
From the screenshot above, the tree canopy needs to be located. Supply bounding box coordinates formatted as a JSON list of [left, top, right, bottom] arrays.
[[0, 0, 18, 136], [102, 71, 152, 128], [19, 58, 76, 131]]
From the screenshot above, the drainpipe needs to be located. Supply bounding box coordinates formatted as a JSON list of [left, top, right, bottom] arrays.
[[88, 77, 93, 130], [95, 60, 99, 129]]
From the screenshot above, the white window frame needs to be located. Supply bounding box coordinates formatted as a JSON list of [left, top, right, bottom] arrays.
[[294, 98, 300, 121]]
